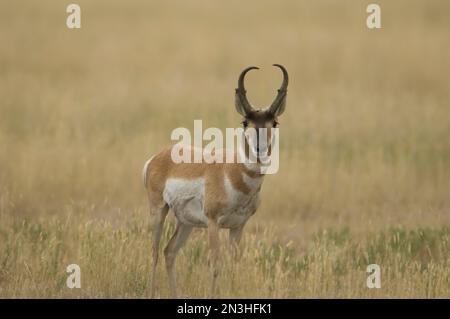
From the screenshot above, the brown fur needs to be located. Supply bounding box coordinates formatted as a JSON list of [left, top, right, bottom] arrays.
[[144, 145, 262, 217], [146, 65, 287, 297]]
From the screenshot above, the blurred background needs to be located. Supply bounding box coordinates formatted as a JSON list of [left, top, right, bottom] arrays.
[[0, 0, 449, 297]]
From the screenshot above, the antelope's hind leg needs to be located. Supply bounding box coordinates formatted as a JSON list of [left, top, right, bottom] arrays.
[[163, 197, 203, 298], [164, 221, 193, 298], [149, 202, 169, 298]]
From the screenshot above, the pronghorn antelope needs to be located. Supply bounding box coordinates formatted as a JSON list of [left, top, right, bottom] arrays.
[[143, 64, 288, 297]]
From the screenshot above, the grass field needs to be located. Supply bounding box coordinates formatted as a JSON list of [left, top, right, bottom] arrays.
[[0, 0, 449, 298]]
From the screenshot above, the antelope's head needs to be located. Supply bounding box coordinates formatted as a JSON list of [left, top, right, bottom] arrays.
[[235, 64, 288, 161]]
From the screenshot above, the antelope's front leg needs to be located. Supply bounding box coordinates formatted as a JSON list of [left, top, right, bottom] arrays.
[[229, 224, 245, 260], [207, 218, 220, 297]]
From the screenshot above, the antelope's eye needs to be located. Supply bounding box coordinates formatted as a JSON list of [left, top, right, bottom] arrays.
[[242, 120, 248, 128], [273, 121, 279, 128]]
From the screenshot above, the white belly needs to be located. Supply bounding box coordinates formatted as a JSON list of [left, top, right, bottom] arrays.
[[163, 178, 208, 227], [162, 176, 261, 229]]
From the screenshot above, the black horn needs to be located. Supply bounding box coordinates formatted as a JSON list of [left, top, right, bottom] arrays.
[[267, 64, 288, 116], [235, 66, 259, 116]]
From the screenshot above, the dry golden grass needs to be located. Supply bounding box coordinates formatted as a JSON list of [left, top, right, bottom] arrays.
[[0, 0, 449, 298]]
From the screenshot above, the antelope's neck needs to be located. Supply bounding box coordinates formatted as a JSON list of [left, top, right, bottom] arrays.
[[242, 166, 265, 193], [239, 149, 265, 195]]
